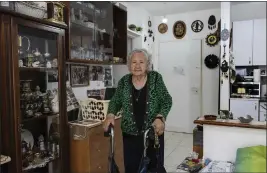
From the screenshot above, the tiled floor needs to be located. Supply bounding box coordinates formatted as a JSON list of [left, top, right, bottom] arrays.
[[164, 131, 193, 172]]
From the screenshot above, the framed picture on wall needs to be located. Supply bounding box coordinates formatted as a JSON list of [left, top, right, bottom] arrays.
[[70, 65, 89, 87]]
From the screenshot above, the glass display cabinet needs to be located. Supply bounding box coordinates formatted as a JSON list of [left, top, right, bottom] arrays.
[[0, 13, 68, 173], [68, 1, 113, 64]]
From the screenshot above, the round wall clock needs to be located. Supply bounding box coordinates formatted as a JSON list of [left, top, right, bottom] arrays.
[[158, 23, 168, 34], [191, 20, 204, 33], [206, 33, 219, 47], [173, 21, 186, 39]]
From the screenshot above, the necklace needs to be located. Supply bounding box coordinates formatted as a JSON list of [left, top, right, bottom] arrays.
[[134, 89, 143, 102], [132, 75, 147, 102]]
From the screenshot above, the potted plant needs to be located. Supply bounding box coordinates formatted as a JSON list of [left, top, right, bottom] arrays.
[[136, 27, 143, 32], [128, 24, 136, 31]]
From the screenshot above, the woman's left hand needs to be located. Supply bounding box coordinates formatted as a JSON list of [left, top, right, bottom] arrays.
[[152, 116, 165, 136]]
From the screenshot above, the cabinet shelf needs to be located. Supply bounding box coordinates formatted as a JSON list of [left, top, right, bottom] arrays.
[[127, 28, 141, 38], [66, 59, 126, 65], [19, 67, 58, 72], [70, 21, 106, 36], [70, 2, 94, 16], [22, 113, 58, 123], [23, 157, 59, 171]]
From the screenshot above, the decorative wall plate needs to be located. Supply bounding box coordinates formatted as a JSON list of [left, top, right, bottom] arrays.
[[206, 33, 219, 47], [208, 15, 216, 30], [221, 25, 230, 41], [204, 54, 219, 69], [173, 21, 186, 39], [158, 23, 168, 34], [191, 20, 204, 32]]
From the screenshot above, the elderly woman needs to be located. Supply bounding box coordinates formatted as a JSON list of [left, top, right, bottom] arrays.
[[103, 49, 172, 173]]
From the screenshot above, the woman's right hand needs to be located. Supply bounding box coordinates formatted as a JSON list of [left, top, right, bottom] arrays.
[[103, 114, 115, 131]]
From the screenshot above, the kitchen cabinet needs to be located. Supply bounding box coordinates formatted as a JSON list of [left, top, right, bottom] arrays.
[[233, 20, 253, 66], [252, 19, 266, 66], [259, 102, 267, 121], [230, 99, 259, 120], [233, 19, 266, 66]]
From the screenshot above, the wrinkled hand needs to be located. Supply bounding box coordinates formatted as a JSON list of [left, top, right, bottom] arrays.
[[152, 116, 165, 136], [103, 114, 115, 132]]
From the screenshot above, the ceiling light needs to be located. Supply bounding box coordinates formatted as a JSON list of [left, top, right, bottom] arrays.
[[162, 16, 168, 23]]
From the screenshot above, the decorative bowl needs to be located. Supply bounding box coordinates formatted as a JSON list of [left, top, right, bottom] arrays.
[[238, 115, 253, 123], [204, 115, 217, 120]]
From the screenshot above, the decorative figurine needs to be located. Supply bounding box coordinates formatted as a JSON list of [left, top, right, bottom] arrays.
[[32, 61, 40, 67], [46, 2, 66, 25], [52, 58, 57, 68], [19, 60, 24, 67], [46, 61, 52, 68]]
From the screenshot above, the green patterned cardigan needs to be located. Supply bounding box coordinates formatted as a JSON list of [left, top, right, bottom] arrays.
[[107, 71, 172, 135]]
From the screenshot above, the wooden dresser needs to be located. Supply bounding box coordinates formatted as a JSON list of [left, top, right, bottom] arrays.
[[69, 118, 124, 173]]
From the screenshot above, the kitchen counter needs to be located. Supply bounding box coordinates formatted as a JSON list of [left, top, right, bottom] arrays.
[[194, 117, 267, 130], [194, 117, 266, 162]]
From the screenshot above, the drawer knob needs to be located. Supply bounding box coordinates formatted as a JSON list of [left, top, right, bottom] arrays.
[[98, 166, 101, 169], [98, 149, 101, 152]]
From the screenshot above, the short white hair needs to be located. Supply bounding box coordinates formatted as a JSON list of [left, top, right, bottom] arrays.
[[127, 48, 152, 71]]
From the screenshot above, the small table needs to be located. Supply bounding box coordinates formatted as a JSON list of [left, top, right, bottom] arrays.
[[1, 155, 11, 165]]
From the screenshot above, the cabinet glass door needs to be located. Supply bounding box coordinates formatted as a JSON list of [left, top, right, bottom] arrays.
[[17, 24, 62, 173], [69, 1, 95, 62], [94, 2, 113, 62]]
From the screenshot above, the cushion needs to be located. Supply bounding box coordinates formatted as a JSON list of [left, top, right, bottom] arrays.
[[234, 145, 266, 172]]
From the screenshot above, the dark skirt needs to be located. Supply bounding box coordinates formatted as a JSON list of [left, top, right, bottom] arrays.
[[123, 133, 165, 173]]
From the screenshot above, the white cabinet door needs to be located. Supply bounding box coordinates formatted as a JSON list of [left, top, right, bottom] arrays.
[[230, 99, 259, 120], [233, 20, 253, 66], [253, 19, 266, 66], [259, 102, 267, 121]]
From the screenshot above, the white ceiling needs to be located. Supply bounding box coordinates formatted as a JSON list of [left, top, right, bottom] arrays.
[[126, 2, 248, 16]]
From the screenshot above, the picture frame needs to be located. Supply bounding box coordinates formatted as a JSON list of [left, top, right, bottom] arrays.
[[47, 67, 69, 82], [173, 20, 186, 39], [70, 65, 89, 87]]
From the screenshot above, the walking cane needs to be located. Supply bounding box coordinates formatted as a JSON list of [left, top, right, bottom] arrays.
[[104, 124, 120, 173]]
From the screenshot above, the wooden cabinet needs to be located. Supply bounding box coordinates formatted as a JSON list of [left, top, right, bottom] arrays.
[[233, 20, 253, 66], [113, 5, 127, 63], [252, 19, 266, 66], [70, 118, 124, 173], [0, 11, 69, 173], [233, 19, 266, 66], [230, 99, 259, 120]]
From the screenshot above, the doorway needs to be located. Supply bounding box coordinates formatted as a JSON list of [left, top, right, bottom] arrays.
[[158, 40, 202, 133]]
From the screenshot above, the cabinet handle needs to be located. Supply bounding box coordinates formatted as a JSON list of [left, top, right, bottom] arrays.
[[255, 104, 257, 110]]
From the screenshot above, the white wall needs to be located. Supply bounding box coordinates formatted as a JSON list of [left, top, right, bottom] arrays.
[[153, 8, 221, 116], [112, 2, 154, 86], [231, 2, 266, 22]]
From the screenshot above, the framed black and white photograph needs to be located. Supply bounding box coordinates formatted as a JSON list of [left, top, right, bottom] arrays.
[[48, 68, 69, 82], [89, 66, 104, 81], [70, 65, 89, 87], [104, 67, 113, 87], [48, 70, 58, 82]]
